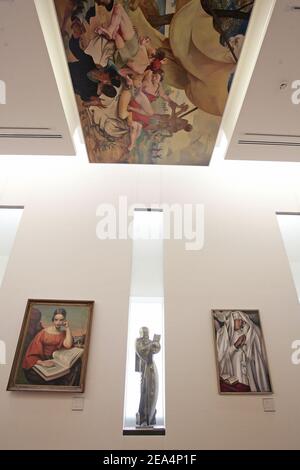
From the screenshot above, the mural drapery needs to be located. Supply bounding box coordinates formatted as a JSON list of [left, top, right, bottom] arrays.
[[54, 0, 254, 164]]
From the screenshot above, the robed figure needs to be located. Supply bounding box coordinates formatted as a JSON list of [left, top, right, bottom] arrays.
[[135, 327, 161, 426], [216, 311, 271, 393]]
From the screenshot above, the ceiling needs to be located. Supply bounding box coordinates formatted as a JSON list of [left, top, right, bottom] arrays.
[[225, 0, 300, 162], [1, 0, 299, 163], [0, 0, 74, 156]]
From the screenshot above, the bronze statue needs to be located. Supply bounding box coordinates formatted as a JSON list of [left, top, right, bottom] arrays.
[[135, 327, 161, 427]]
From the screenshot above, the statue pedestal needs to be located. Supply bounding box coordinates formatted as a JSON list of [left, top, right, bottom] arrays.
[[123, 427, 166, 436]]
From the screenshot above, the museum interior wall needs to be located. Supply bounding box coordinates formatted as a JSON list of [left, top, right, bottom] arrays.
[[1, 154, 300, 449]]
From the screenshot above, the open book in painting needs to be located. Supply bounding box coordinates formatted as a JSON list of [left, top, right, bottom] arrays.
[[221, 374, 239, 386], [32, 347, 84, 382]]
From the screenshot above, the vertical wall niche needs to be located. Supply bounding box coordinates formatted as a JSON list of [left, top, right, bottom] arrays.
[[0, 207, 24, 288], [0, 79, 6, 104], [277, 212, 300, 302], [123, 209, 165, 435]]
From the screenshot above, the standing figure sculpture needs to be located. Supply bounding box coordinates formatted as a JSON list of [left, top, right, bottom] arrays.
[[135, 327, 161, 427]]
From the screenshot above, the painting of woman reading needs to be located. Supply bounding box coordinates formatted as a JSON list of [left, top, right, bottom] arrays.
[[7, 299, 94, 392]]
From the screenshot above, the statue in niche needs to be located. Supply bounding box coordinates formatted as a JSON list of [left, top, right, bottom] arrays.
[[135, 327, 161, 427]]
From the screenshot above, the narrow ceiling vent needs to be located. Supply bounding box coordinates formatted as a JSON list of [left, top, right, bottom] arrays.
[[0, 127, 62, 139], [238, 133, 300, 147], [0, 134, 62, 139]]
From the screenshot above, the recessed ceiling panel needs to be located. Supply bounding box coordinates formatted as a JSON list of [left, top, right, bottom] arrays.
[[226, 0, 300, 162], [0, 0, 74, 156]]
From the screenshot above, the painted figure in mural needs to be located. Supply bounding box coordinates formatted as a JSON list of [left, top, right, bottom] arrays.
[[144, 105, 192, 137], [55, 0, 255, 164], [22, 309, 81, 386], [215, 311, 271, 393], [69, 0, 115, 28], [135, 327, 161, 426], [200, 0, 254, 88]]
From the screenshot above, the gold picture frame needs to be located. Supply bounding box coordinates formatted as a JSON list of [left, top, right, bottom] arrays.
[[7, 299, 94, 393]]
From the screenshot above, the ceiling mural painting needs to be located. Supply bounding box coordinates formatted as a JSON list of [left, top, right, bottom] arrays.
[[54, 0, 254, 164]]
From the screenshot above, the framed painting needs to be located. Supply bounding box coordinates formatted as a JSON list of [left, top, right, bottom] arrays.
[[7, 299, 94, 392], [212, 310, 273, 394], [54, 0, 255, 164]]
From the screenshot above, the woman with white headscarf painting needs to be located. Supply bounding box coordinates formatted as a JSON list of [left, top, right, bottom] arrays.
[[213, 310, 272, 393]]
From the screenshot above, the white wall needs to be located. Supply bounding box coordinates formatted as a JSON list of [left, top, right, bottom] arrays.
[[1, 155, 300, 450], [0, 207, 24, 287], [0, 256, 8, 288]]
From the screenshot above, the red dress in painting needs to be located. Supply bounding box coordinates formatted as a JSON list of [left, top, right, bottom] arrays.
[[22, 329, 81, 386], [22, 329, 66, 370]]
